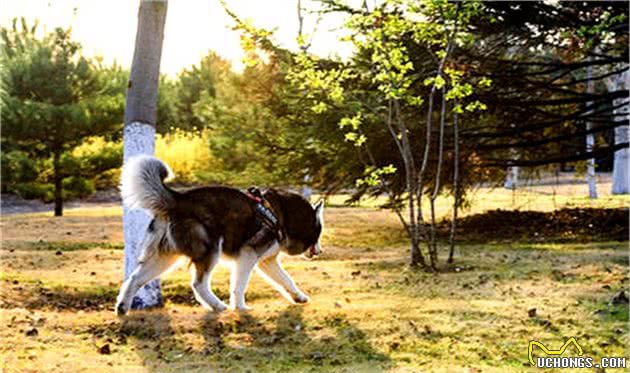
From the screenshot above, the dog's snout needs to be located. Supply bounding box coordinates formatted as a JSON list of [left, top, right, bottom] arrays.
[[307, 242, 321, 258]]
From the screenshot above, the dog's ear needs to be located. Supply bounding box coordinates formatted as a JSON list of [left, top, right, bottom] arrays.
[[312, 199, 324, 221]]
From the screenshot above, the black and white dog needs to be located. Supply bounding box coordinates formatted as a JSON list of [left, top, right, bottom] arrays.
[[115, 156, 324, 315]]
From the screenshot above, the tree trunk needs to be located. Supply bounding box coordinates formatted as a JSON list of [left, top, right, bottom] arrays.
[[53, 150, 63, 217], [607, 69, 629, 195], [611, 122, 629, 194], [122, 0, 168, 310], [427, 88, 448, 270], [585, 64, 598, 199], [448, 105, 460, 264]]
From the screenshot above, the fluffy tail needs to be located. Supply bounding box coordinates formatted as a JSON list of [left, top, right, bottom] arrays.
[[120, 155, 175, 215]]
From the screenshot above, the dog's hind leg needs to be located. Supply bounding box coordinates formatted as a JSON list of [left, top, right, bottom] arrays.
[[115, 252, 179, 315], [229, 247, 258, 311], [256, 255, 309, 304], [191, 253, 228, 313]]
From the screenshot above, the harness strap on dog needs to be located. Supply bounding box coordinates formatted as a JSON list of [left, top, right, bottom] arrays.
[[247, 187, 283, 241]]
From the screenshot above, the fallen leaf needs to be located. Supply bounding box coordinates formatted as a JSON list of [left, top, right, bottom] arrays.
[[25, 328, 38, 337], [98, 344, 111, 355]]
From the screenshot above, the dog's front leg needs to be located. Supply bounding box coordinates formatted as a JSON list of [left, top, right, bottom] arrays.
[[256, 255, 309, 304], [229, 247, 258, 311]]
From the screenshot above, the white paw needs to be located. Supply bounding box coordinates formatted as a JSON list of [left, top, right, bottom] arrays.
[[232, 303, 251, 312], [293, 292, 310, 304], [115, 301, 128, 316], [212, 302, 229, 313]]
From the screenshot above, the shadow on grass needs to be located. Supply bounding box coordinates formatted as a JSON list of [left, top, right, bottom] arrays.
[[1, 281, 119, 311], [113, 306, 390, 372], [3, 282, 209, 312]]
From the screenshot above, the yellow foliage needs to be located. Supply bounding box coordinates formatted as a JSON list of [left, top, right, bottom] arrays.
[[156, 129, 215, 183], [72, 136, 121, 157], [71, 131, 220, 185]]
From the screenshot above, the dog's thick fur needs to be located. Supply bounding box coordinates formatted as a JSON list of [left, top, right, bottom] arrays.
[[115, 156, 324, 314]]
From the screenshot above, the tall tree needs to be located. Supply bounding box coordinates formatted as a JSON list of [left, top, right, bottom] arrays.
[[280, 0, 487, 269], [122, 0, 168, 309], [462, 1, 629, 168], [607, 69, 629, 194], [175, 52, 227, 130], [1, 19, 123, 216], [585, 64, 598, 199]]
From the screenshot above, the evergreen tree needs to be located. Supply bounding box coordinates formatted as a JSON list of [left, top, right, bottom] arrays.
[[1, 18, 124, 216]]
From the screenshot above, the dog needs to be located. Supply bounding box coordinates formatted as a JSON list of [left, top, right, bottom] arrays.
[[115, 155, 324, 315]]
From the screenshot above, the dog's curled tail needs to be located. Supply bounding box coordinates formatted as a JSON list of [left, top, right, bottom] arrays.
[[120, 155, 175, 215]]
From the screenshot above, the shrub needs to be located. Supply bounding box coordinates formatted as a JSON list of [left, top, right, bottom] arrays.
[[1, 150, 39, 192], [63, 176, 95, 199], [13, 182, 55, 202], [156, 128, 216, 184]]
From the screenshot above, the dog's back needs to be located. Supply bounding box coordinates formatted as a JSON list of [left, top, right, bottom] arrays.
[[171, 186, 262, 258]]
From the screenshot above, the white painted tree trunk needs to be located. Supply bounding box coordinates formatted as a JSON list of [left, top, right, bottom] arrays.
[[301, 174, 312, 200], [504, 166, 519, 190], [122, 0, 168, 309], [607, 69, 629, 194], [123, 123, 161, 308], [586, 64, 598, 199]]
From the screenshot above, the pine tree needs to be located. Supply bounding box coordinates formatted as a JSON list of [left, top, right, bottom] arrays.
[[1, 18, 124, 216]]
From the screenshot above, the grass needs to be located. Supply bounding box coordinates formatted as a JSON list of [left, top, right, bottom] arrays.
[[1, 186, 628, 372]]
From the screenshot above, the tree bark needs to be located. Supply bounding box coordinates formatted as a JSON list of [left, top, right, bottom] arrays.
[[122, 0, 168, 310], [607, 69, 629, 195], [416, 5, 459, 270], [428, 88, 448, 269], [53, 150, 63, 217], [447, 105, 459, 264], [585, 64, 598, 199]]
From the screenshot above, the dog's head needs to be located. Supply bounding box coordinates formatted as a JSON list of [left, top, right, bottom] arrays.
[[264, 189, 324, 258]]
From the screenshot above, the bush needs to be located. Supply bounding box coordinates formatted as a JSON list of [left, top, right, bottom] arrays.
[[63, 176, 95, 199], [3, 136, 122, 201], [13, 182, 55, 202], [1, 151, 39, 192], [94, 168, 121, 189], [4, 128, 283, 202], [156, 128, 216, 184], [72, 136, 122, 188]]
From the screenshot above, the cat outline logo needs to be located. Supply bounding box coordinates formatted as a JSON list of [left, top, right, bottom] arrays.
[[528, 337, 584, 366]]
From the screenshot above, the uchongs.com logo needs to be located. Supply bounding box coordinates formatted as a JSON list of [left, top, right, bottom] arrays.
[[528, 337, 627, 369]]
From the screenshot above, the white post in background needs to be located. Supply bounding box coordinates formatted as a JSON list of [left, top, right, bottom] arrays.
[[302, 174, 312, 200], [504, 147, 519, 190], [122, 0, 168, 309], [606, 69, 629, 195], [503, 166, 519, 190], [585, 64, 598, 199]]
